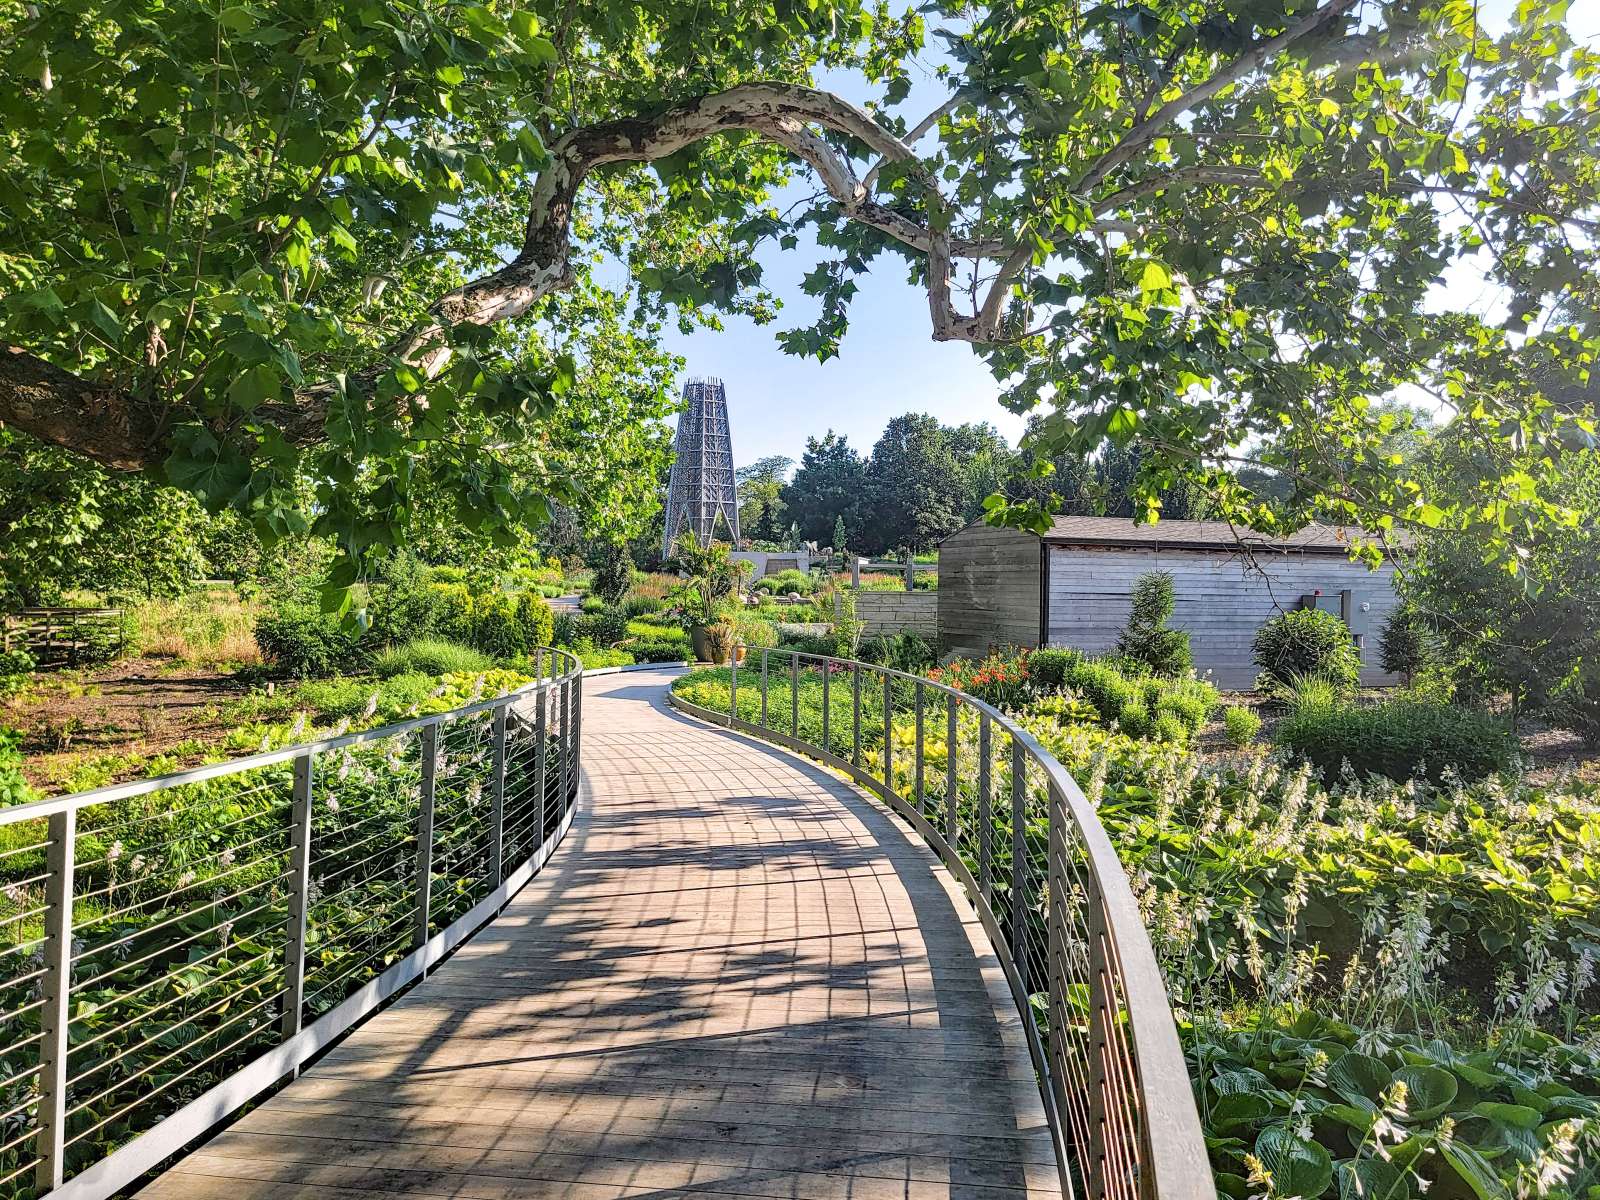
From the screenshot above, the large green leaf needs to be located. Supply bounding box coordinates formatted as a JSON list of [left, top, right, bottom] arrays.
[[1393, 1066, 1458, 1121], [1255, 1126, 1335, 1200]]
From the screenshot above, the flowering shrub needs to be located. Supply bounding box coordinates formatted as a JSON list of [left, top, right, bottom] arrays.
[[928, 650, 1032, 710]]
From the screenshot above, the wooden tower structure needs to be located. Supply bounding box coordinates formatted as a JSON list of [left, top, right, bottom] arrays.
[[662, 377, 740, 556]]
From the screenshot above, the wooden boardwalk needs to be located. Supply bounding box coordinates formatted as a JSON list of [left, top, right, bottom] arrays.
[[140, 668, 1062, 1199]]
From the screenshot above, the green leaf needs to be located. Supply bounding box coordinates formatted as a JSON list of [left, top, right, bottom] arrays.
[[1138, 261, 1172, 293], [228, 362, 282, 412], [1471, 1102, 1540, 1129], [1254, 1126, 1334, 1200], [1328, 1053, 1393, 1110], [1393, 1065, 1458, 1121], [1439, 1143, 1510, 1200], [1337, 1156, 1406, 1200]]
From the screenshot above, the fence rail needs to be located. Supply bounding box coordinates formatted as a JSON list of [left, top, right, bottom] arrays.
[[1, 611, 127, 669], [669, 647, 1210, 1200], [0, 648, 584, 1199]]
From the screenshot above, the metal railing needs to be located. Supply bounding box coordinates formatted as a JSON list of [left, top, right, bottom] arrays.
[[669, 648, 1211, 1200], [0, 649, 584, 1199]]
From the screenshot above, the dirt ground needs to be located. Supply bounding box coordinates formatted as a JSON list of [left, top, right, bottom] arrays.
[[5, 658, 255, 788]]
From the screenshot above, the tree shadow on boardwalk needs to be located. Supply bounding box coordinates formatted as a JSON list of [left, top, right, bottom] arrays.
[[137, 669, 1061, 1200]]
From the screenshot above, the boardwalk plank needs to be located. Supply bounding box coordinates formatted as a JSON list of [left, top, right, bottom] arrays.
[[138, 668, 1060, 1199]]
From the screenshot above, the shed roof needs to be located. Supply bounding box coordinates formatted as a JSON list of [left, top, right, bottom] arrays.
[[1038, 516, 1380, 556]]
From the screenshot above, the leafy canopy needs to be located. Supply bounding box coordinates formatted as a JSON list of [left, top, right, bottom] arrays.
[[2, 0, 1597, 581]]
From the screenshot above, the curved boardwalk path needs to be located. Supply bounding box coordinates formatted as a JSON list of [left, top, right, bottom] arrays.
[[140, 668, 1061, 1200]]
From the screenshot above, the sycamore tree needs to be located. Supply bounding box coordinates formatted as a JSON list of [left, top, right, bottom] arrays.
[[3, 0, 1598, 600]]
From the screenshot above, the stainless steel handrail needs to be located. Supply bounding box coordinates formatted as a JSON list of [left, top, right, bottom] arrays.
[[0, 649, 584, 1199], [669, 647, 1212, 1200]]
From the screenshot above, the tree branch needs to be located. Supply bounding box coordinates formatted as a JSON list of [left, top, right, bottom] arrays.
[[1074, 0, 1361, 195]]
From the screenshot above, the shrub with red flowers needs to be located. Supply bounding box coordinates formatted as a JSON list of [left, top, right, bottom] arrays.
[[927, 650, 1032, 711]]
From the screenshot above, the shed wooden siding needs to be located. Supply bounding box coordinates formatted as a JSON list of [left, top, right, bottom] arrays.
[[1044, 545, 1401, 687], [857, 591, 939, 638], [938, 525, 1042, 655]]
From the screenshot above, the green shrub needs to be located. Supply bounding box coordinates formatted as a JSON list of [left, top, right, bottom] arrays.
[[0, 648, 37, 676], [577, 646, 634, 669], [1274, 699, 1520, 783], [1222, 705, 1261, 748], [1151, 686, 1212, 737], [625, 618, 684, 643], [552, 612, 578, 647], [1028, 647, 1083, 691], [425, 581, 476, 643], [577, 605, 630, 647], [293, 677, 378, 718], [1252, 607, 1361, 692], [1548, 659, 1600, 749], [1117, 697, 1151, 736], [1115, 571, 1192, 676], [580, 594, 606, 614], [731, 612, 778, 650], [469, 590, 524, 659], [857, 632, 934, 672], [255, 605, 364, 678], [621, 593, 661, 618], [628, 640, 689, 663], [1061, 659, 1138, 717], [1152, 712, 1187, 743], [777, 631, 837, 657], [0, 725, 35, 806], [0, 648, 35, 696], [754, 569, 813, 596], [591, 545, 633, 605], [374, 638, 493, 678], [1378, 605, 1430, 682], [514, 592, 555, 649]]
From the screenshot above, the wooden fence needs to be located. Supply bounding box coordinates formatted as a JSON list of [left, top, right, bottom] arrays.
[[2, 607, 127, 667]]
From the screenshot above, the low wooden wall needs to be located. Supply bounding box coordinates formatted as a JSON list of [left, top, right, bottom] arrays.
[[857, 592, 938, 638]]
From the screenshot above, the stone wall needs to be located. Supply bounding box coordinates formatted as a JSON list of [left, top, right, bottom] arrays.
[[856, 591, 939, 638]]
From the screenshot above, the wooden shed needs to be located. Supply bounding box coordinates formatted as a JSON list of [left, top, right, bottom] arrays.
[[937, 517, 1402, 687]]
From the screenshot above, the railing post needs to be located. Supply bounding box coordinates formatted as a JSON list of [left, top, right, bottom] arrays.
[[760, 650, 769, 729], [414, 723, 438, 947], [559, 675, 573, 813], [978, 712, 993, 901], [851, 556, 861, 589], [1086, 895, 1115, 1200], [881, 671, 893, 790], [729, 647, 739, 724], [282, 752, 314, 1042], [1045, 781, 1075, 1173], [821, 660, 831, 751], [945, 693, 958, 844], [489, 704, 507, 886], [35, 808, 76, 1192], [1010, 738, 1028, 991], [914, 683, 926, 814], [571, 672, 583, 808], [852, 664, 862, 769], [903, 551, 914, 592], [790, 653, 799, 737], [534, 675, 549, 848]]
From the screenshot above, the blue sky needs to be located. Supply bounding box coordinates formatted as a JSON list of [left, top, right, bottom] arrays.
[[659, 1, 1598, 471]]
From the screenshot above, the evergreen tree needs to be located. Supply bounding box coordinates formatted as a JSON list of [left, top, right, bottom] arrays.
[[1115, 572, 1193, 677]]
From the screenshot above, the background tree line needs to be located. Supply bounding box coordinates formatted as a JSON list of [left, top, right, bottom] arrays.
[[735, 412, 1212, 556]]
